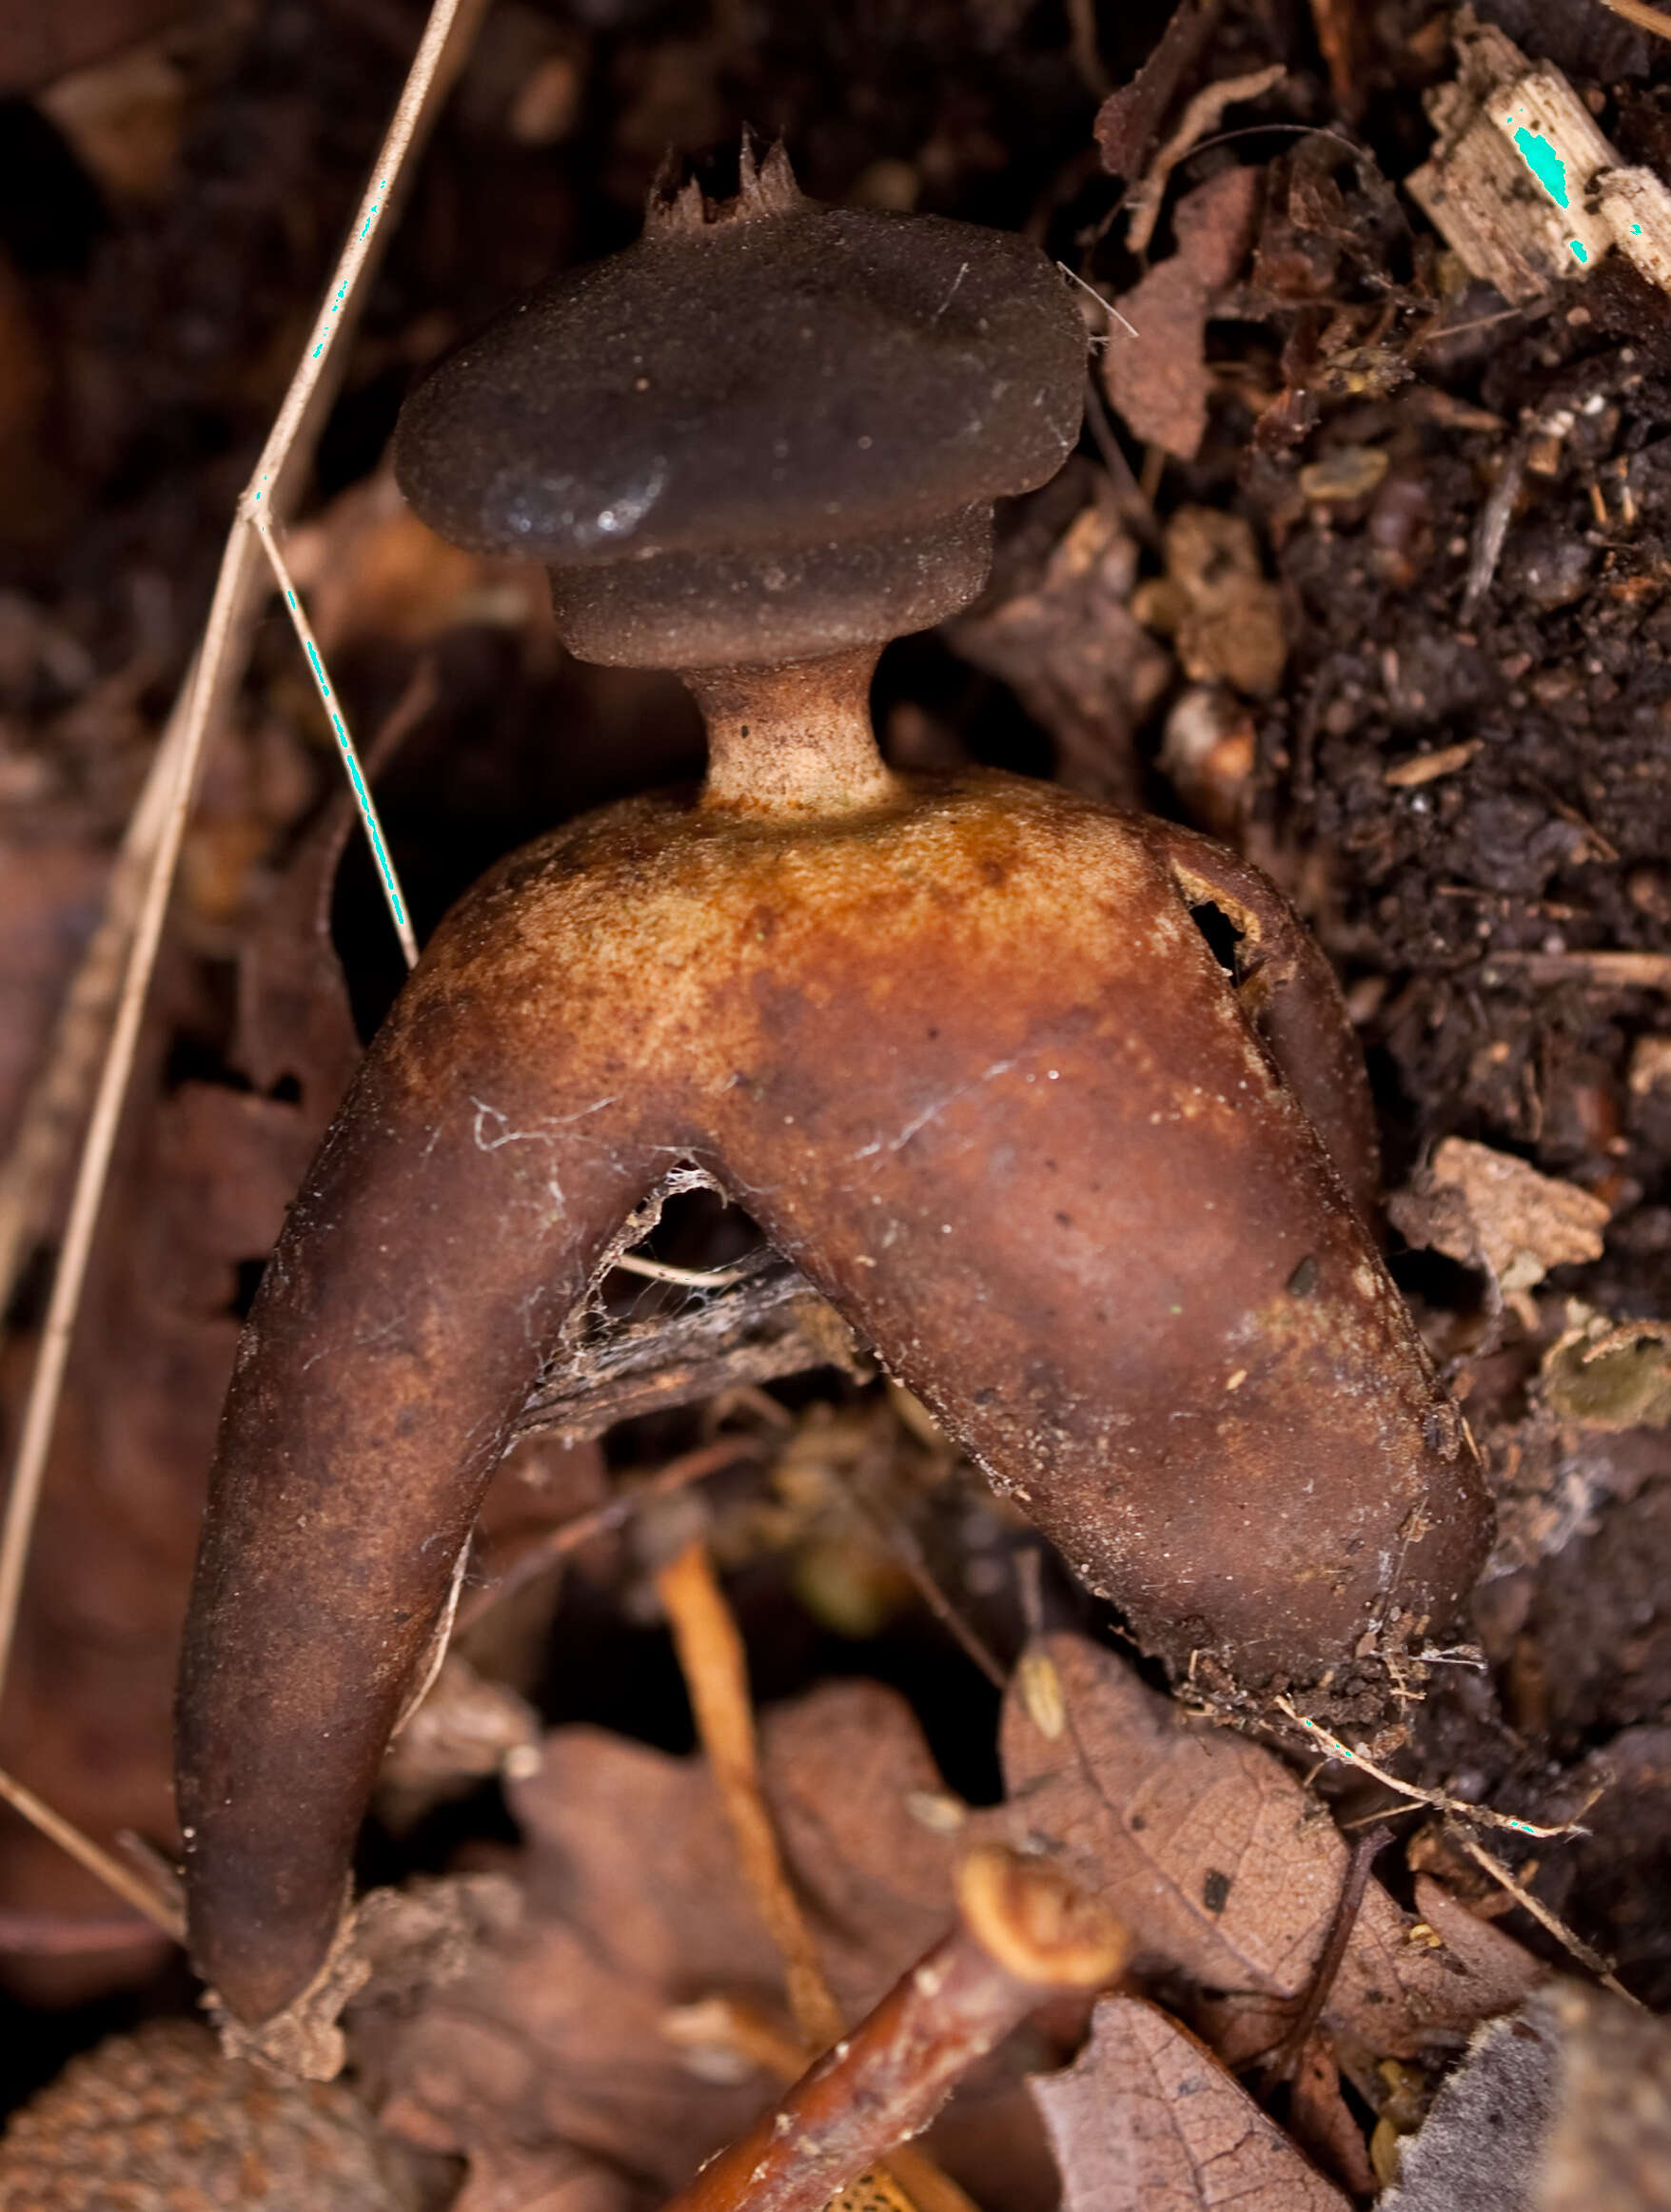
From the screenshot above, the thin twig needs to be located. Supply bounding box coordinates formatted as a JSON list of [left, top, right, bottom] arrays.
[[1125, 65, 1288, 257], [660, 2001, 978, 2212], [1598, 0, 1671, 40], [0, 0, 485, 1717], [1461, 430, 1528, 623], [656, 1537, 844, 2046], [1267, 1824, 1391, 2081], [0, 1766, 183, 1941], [1409, 303, 1530, 353], [612, 1251, 769, 1291], [1452, 1832, 1642, 2006], [661, 1848, 1128, 2212], [1481, 949, 1671, 991], [1271, 1700, 1584, 1840], [656, 1540, 993, 2212]]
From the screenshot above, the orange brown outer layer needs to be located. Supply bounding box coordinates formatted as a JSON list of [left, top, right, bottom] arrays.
[[176, 768, 1488, 2027]]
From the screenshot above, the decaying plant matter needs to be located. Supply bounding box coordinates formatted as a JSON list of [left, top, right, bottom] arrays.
[[173, 140, 1491, 2032], [659, 1845, 1129, 2212]]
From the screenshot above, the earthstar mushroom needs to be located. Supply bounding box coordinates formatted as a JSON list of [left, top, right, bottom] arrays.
[[175, 144, 1491, 2032]]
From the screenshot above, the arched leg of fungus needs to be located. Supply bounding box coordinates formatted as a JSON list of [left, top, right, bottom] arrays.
[[1143, 818, 1384, 1223], [175, 958, 677, 2028], [686, 781, 1489, 1690], [178, 769, 1490, 2034]]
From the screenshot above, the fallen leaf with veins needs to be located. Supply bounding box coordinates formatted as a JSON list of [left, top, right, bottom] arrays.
[[354, 1640, 1548, 2209], [361, 1727, 785, 2199], [356, 1688, 1052, 2211], [1032, 1995, 1350, 2212], [1287, 2033, 1378, 2198], [991, 1635, 1542, 2058]]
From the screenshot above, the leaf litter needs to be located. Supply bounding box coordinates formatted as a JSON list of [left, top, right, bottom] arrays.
[[291, 1632, 1547, 2211], [5, 0, 1671, 2202]]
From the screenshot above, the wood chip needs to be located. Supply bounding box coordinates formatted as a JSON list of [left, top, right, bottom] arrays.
[[1384, 740, 1479, 788], [1482, 950, 1671, 991]]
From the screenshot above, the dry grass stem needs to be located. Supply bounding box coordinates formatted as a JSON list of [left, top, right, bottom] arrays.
[[1272, 1699, 1584, 1840], [0, 0, 485, 1717], [0, 1765, 184, 1942], [654, 1540, 984, 2212], [1125, 64, 1287, 255], [612, 1252, 768, 1290], [1454, 1832, 1642, 2006], [1484, 949, 1671, 989], [1599, 0, 1671, 39]]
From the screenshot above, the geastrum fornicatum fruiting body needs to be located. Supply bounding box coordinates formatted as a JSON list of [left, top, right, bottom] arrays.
[[176, 145, 1491, 2031]]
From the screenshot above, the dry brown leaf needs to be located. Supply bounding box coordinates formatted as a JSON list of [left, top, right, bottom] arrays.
[[1092, 0, 1218, 181], [364, 1690, 977, 2205], [1410, 1878, 1551, 2021], [1391, 1139, 1610, 1326], [361, 1682, 1072, 2212], [1031, 1995, 1350, 2211], [285, 467, 542, 656], [36, 38, 189, 204], [1103, 258, 1214, 461], [1124, 64, 1286, 257], [760, 1679, 969, 2021], [0, 838, 107, 1163], [231, 791, 364, 1122], [1101, 166, 1261, 462], [1288, 2033, 1377, 2198], [0, 684, 463, 2003], [378, 1654, 541, 1827], [990, 1634, 1543, 2059], [0, 1049, 319, 1999], [0, 0, 189, 95], [448, 2142, 636, 2212]]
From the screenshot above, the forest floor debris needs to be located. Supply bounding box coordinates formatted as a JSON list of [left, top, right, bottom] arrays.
[[2, 0, 1671, 2205]]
